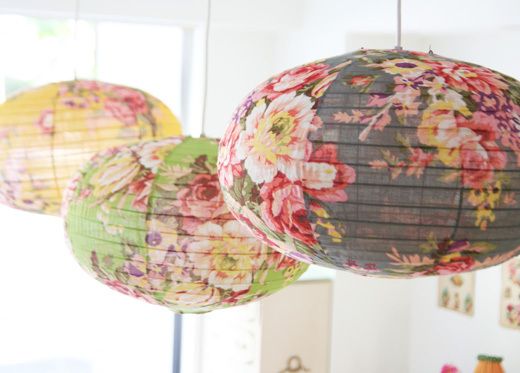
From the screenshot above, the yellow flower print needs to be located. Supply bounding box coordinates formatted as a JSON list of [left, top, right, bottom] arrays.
[[311, 202, 343, 243], [186, 221, 258, 292], [438, 252, 463, 264], [236, 92, 316, 184], [283, 265, 299, 281], [468, 181, 502, 230], [418, 100, 473, 167], [89, 151, 141, 198], [164, 282, 222, 308]]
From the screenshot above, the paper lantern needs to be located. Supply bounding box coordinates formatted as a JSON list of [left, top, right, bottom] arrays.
[[63, 137, 308, 313], [218, 49, 520, 277], [474, 355, 504, 373], [0, 80, 181, 215]]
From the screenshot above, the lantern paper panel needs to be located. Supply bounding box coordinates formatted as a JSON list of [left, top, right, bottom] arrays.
[[64, 137, 308, 314], [218, 49, 520, 278], [0, 80, 182, 215]]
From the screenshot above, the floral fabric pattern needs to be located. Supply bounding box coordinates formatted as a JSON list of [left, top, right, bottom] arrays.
[[64, 137, 307, 313], [218, 49, 520, 277], [0, 80, 181, 215]]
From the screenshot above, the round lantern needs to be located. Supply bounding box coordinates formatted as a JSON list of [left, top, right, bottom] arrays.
[[63, 137, 308, 313], [0, 80, 181, 215], [218, 49, 520, 278]]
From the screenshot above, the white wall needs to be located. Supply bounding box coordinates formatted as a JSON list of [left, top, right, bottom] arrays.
[[0, 205, 175, 373], [265, 2, 520, 373], [202, 27, 278, 138], [409, 267, 520, 373], [0, 0, 306, 28], [200, 2, 520, 372], [330, 273, 413, 373]]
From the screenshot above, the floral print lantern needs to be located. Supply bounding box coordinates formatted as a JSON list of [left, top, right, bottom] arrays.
[[63, 137, 308, 313], [0, 80, 181, 215], [218, 49, 520, 278]]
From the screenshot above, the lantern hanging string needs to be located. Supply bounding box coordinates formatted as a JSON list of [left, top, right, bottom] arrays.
[[72, 0, 80, 80], [396, 0, 402, 50], [200, 0, 212, 138]]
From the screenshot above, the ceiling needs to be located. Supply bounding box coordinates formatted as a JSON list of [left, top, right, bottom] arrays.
[[0, 0, 517, 33]]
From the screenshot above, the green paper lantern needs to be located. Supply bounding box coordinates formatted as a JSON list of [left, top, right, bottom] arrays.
[[63, 137, 308, 313]]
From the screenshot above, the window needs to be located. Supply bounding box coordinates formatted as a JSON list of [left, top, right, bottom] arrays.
[[0, 14, 186, 373], [0, 15, 184, 118]]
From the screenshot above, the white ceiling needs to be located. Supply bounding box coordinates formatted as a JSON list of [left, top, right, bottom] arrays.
[[0, 0, 306, 29], [0, 0, 517, 32], [303, 0, 520, 33]]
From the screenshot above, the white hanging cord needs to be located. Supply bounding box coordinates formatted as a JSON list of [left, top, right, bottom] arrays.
[[72, 0, 80, 80], [395, 0, 403, 50], [200, 0, 212, 137]]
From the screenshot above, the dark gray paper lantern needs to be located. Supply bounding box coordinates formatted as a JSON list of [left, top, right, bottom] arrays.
[[218, 49, 520, 277]]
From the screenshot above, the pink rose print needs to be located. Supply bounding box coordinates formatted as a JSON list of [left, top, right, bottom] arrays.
[[175, 173, 230, 234], [260, 174, 317, 247], [254, 63, 330, 101], [430, 60, 507, 95], [35, 109, 54, 135], [218, 119, 245, 188], [128, 171, 155, 212], [456, 113, 507, 188], [303, 144, 356, 202], [105, 87, 148, 125]]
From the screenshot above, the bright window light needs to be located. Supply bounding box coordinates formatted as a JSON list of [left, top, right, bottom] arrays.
[[0, 14, 185, 373]]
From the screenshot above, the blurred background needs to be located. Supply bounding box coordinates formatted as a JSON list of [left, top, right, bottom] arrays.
[[0, 0, 519, 372]]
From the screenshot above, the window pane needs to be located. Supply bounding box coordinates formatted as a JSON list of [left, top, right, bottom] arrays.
[[0, 15, 96, 98], [95, 21, 184, 119], [0, 15, 184, 373], [0, 16, 184, 123], [0, 206, 175, 373]]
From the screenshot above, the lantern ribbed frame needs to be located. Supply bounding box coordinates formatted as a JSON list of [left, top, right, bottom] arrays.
[[64, 137, 308, 314], [218, 49, 520, 278], [0, 80, 181, 215]]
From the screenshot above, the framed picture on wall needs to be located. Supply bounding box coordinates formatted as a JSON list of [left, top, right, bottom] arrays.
[[500, 257, 520, 330], [438, 273, 475, 316]]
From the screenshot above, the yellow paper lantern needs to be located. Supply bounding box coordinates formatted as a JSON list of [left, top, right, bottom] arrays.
[[0, 80, 181, 215]]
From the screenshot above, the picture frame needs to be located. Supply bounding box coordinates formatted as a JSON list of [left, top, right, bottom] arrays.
[[500, 257, 520, 330], [438, 273, 475, 316]]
